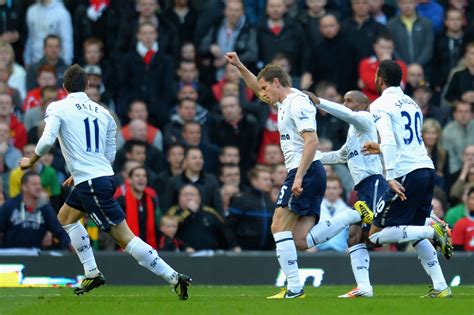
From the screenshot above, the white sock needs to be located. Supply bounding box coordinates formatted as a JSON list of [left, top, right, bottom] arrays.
[[349, 243, 372, 292], [306, 210, 360, 248], [369, 226, 434, 245], [63, 222, 99, 278], [274, 231, 302, 293], [125, 236, 178, 285], [413, 240, 448, 291]]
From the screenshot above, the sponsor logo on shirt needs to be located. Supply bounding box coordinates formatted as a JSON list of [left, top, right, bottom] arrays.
[[297, 111, 309, 121], [280, 134, 290, 140]]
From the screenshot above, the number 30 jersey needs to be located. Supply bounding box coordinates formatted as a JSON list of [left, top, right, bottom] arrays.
[[370, 86, 433, 180], [35, 92, 116, 185]]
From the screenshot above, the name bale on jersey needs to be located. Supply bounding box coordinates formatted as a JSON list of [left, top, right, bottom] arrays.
[[75, 103, 99, 113]]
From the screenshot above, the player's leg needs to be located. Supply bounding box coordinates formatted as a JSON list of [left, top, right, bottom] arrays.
[[338, 224, 373, 298], [58, 193, 101, 280], [267, 206, 303, 298]]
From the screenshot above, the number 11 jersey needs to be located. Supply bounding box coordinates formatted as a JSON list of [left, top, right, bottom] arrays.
[[35, 92, 116, 185], [370, 86, 433, 180]]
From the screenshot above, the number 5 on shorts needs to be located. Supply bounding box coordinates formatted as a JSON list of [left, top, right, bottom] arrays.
[[278, 185, 288, 204]]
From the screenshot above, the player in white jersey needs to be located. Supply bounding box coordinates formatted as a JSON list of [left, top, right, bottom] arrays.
[[225, 52, 372, 299], [365, 60, 452, 298], [306, 90, 387, 298], [19, 65, 191, 299]]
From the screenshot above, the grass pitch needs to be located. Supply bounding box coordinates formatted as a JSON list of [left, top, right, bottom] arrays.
[[1, 285, 473, 315]]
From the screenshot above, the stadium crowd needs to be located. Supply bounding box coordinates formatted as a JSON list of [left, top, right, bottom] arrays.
[[0, 0, 473, 253]]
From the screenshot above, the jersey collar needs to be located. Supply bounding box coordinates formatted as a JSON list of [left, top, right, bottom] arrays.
[[66, 92, 89, 101], [382, 86, 403, 96]]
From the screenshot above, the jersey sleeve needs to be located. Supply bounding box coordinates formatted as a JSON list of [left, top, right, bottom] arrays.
[[104, 115, 117, 163], [290, 96, 317, 134], [371, 104, 397, 180], [35, 104, 61, 156], [318, 98, 372, 133], [320, 143, 349, 164]]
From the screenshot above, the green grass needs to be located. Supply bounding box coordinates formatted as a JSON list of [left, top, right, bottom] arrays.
[[0, 285, 473, 315]]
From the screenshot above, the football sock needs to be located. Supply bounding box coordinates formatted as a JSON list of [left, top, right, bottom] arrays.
[[349, 243, 372, 292], [63, 222, 99, 278], [368, 226, 434, 245], [125, 236, 178, 285], [306, 210, 360, 248], [413, 239, 448, 291], [274, 231, 302, 293]]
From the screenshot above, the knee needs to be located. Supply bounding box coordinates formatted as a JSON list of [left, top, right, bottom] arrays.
[[271, 221, 282, 234], [57, 211, 67, 226]]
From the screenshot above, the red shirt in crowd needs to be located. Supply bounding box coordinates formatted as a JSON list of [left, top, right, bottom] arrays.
[[257, 108, 279, 164], [9, 115, 27, 150], [452, 216, 474, 252], [358, 57, 407, 101], [23, 88, 67, 112]]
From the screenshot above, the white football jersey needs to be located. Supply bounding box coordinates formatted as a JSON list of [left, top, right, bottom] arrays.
[[370, 87, 434, 180], [35, 92, 117, 185], [318, 99, 383, 185], [277, 88, 321, 170]]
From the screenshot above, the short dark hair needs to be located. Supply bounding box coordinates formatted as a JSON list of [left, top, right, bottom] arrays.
[[21, 172, 40, 186], [179, 98, 196, 107], [83, 37, 104, 53], [248, 165, 272, 181], [377, 60, 402, 87], [373, 32, 393, 45], [166, 143, 185, 157], [182, 121, 200, 132], [124, 139, 147, 153], [257, 64, 290, 87], [220, 145, 239, 156], [63, 64, 88, 93], [43, 34, 61, 47], [326, 174, 342, 187], [184, 145, 202, 159], [219, 163, 239, 176], [128, 166, 147, 179]]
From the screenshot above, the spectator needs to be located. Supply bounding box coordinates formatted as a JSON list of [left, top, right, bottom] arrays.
[[117, 0, 180, 58], [167, 184, 229, 250], [0, 41, 26, 101], [211, 63, 254, 104], [211, 95, 259, 172], [118, 119, 163, 152], [316, 175, 351, 252], [181, 121, 219, 172], [23, 64, 67, 112], [387, 0, 434, 70], [115, 166, 161, 249], [199, 0, 257, 80], [163, 0, 198, 44], [432, 9, 464, 91], [176, 60, 214, 108], [297, 0, 335, 49], [9, 143, 61, 204], [220, 183, 239, 216], [0, 93, 26, 150], [271, 163, 287, 202], [81, 38, 115, 97], [118, 101, 163, 151], [450, 146, 474, 204], [0, 0, 22, 61], [24, 86, 56, 142], [0, 121, 21, 193], [358, 32, 407, 101], [416, 0, 444, 34], [422, 119, 450, 191], [0, 172, 70, 249], [114, 139, 163, 176], [257, 0, 308, 76], [218, 145, 240, 166], [404, 63, 425, 96], [452, 187, 474, 251], [219, 164, 241, 187], [157, 215, 194, 252], [445, 182, 474, 228], [83, 64, 114, 109], [302, 14, 358, 93], [155, 143, 185, 195], [270, 53, 301, 88], [179, 41, 196, 62], [25, 35, 68, 92], [118, 22, 175, 127], [341, 0, 387, 63], [313, 82, 349, 149], [368, 0, 395, 25], [256, 96, 279, 164], [164, 98, 200, 147], [262, 144, 285, 167], [23, 0, 73, 67], [431, 187, 449, 219], [413, 82, 450, 126], [445, 42, 474, 104], [227, 165, 274, 250], [442, 103, 474, 174], [161, 146, 222, 214]]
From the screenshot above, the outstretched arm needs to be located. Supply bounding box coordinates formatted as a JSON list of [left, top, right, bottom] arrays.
[[225, 52, 271, 104]]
